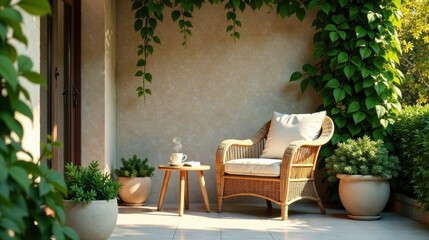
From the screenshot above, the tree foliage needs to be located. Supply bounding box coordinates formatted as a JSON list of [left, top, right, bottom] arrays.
[[0, 0, 77, 239], [398, 0, 429, 105]]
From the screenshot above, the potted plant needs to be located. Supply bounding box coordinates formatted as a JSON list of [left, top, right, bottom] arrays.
[[325, 136, 400, 220], [114, 154, 155, 205], [64, 161, 121, 240]]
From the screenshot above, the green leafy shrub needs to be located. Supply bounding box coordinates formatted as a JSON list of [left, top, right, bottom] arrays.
[[0, 0, 77, 239], [326, 136, 400, 183], [114, 154, 155, 178], [65, 161, 121, 204], [393, 105, 429, 210]]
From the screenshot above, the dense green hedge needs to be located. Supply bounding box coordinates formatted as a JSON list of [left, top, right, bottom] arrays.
[[393, 105, 429, 211]]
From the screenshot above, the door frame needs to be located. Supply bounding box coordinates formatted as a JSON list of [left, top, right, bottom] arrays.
[[47, 0, 81, 169]]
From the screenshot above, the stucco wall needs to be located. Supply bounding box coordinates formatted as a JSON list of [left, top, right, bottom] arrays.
[[19, 13, 41, 161], [116, 3, 320, 203]]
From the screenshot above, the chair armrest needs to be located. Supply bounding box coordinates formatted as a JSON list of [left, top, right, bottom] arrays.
[[216, 139, 255, 166], [280, 116, 334, 178]]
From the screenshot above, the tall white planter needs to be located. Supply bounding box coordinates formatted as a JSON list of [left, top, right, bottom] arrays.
[[337, 174, 391, 220], [117, 177, 152, 205], [64, 199, 118, 240]]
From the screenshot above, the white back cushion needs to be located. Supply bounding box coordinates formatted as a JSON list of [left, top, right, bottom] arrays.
[[260, 111, 326, 159]]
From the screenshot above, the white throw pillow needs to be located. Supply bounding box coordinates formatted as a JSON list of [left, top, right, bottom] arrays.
[[260, 111, 326, 159]]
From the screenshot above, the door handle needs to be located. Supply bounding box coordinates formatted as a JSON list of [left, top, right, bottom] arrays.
[[73, 88, 80, 107]]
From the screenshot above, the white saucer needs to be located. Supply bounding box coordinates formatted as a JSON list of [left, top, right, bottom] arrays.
[[169, 163, 184, 166]]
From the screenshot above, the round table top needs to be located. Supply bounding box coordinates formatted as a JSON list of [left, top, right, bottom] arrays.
[[158, 164, 210, 171]]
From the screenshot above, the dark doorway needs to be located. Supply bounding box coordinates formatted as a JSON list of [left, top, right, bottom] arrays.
[[47, 0, 81, 174]]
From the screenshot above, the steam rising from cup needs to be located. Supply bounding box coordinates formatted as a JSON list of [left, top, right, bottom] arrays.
[[173, 137, 182, 153]]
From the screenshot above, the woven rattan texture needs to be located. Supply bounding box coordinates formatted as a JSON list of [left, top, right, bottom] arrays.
[[223, 177, 280, 202]]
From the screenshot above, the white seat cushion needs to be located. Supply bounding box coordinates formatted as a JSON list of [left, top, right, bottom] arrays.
[[225, 158, 282, 177], [260, 111, 326, 159]]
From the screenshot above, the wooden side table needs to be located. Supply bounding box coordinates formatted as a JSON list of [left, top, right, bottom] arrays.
[[157, 164, 211, 216]]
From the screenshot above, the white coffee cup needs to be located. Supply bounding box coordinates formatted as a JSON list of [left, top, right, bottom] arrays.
[[170, 153, 187, 164]]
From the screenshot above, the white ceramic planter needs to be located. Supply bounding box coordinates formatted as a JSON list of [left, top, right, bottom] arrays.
[[64, 199, 118, 240], [117, 177, 152, 205], [337, 174, 391, 220]]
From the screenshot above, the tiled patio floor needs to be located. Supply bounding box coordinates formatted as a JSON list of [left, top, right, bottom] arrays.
[[110, 201, 429, 240]]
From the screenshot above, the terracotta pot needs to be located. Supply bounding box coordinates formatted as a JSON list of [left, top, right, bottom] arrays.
[[337, 174, 391, 220], [64, 199, 118, 240], [117, 177, 152, 205]]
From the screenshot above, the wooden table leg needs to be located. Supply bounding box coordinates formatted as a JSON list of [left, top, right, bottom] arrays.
[[157, 170, 171, 211], [185, 171, 189, 209], [198, 170, 211, 212], [179, 170, 186, 216]]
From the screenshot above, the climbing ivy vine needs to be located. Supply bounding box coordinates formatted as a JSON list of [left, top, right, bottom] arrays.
[[131, 0, 402, 148]]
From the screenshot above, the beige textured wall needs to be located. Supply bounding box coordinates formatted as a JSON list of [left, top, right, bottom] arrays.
[[81, 0, 105, 168], [116, 3, 320, 203], [105, 0, 117, 172], [18, 14, 41, 161]]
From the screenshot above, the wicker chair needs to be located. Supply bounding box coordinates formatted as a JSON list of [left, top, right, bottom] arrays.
[[215, 116, 334, 220]]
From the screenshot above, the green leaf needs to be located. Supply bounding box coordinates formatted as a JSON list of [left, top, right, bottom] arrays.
[[144, 88, 152, 95], [355, 26, 367, 38], [153, 36, 161, 44], [347, 101, 360, 113], [332, 14, 345, 24], [296, 8, 306, 22], [320, 2, 330, 14], [352, 111, 366, 124], [290, 71, 302, 81], [363, 78, 373, 88], [375, 105, 387, 118], [0, 7, 23, 24], [307, 0, 319, 9], [347, 123, 361, 136], [171, 10, 181, 22], [38, 178, 51, 197], [360, 67, 370, 78], [300, 78, 309, 92], [351, 56, 361, 68], [329, 32, 339, 42], [373, 57, 384, 69], [343, 64, 355, 79], [134, 19, 143, 32], [337, 52, 348, 63], [359, 48, 372, 59], [324, 24, 337, 31], [334, 116, 347, 128], [135, 70, 143, 77], [10, 166, 29, 194], [21, 71, 46, 86], [338, 0, 348, 8], [338, 31, 346, 40], [233, 0, 241, 8], [17, 55, 33, 72], [356, 39, 366, 47], [144, 73, 152, 82], [18, 0, 51, 15], [369, 42, 380, 54], [0, 55, 18, 92], [326, 78, 340, 88], [279, 4, 288, 18], [12, 99, 33, 119], [136, 59, 145, 67], [0, 112, 23, 138], [333, 89, 346, 102]]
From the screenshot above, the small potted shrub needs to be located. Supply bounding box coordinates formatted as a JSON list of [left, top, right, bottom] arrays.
[[325, 136, 400, 220], [115, 154, 155, 205], [64, 161, 121, 240]]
